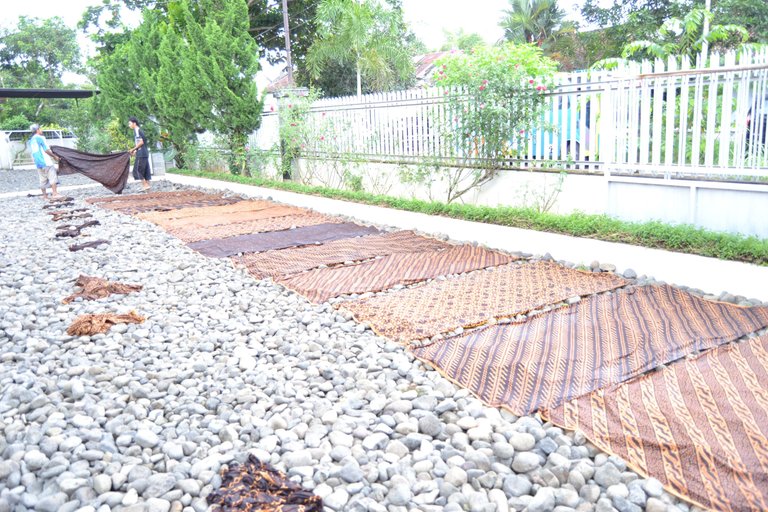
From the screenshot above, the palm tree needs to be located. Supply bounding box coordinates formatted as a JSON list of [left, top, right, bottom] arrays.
[[499, 0, 566, 47], [306, 0, 413, 97]]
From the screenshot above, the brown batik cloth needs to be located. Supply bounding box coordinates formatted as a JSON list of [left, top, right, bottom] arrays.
[[342, 260, 627, 344], [48, 208, 88, 216], [66, 311, 145, 336], [542, 333, 768, 512], [63, 275, 142, 304], [137, 199, 278, 224], [172, 212, 341, 244], [278, 244, 516, 304], [207, 454, 322, 512], [87, 190, 205, 204], [51, 146, 130, 194], [233, 230, 451, 280], [158, 205, 304, 231], [69, 239, 110, 252], [91, 191, 242, 215], [188, 222, 381, 258], [411, 285, 768, 416], [43, 200, 74, 210]]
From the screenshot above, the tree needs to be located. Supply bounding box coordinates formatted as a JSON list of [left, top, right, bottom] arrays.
[[94, 0, 262, 169], [714, 0, 768, 43], [440, 29, 486, 52], [581, 0, 700, 38], [0, 16, 82, 126], [619, 8, 751, 63], [500, 0, 566, 47], [306, 0, 414, 97]]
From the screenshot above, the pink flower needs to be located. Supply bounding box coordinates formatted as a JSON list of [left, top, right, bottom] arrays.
[[321, 112, 326, 116], [536, 85, 543, 91], [479, 85, 486, 91], [541, 85, 547, 91], [290, 123, 297, 127], [515, 64, 520, 69], [319, 136, 325, 140], [444, 90, 449, 95], [442, 64, 447, 69], [482, 79, 488, 85], [438, 70, 444, 75], [528, 79, 534, 84], [519, 130, 525, 134], [479, 103, 485, 109], [288, 104, 293, 108], [269, 105, 275, 112]]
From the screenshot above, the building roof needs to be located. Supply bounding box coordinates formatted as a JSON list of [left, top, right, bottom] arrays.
[[0, 88, 99, 99]]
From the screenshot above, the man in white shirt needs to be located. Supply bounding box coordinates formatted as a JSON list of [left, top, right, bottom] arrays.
[[29, 124, 62, 200]]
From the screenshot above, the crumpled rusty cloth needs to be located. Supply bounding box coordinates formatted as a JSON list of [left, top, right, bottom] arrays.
[[69, 239, 110, 252], [63, 275, 142, 304], [207, 454, 322, 512], [51, 146, 131, 194], [66, 311, 145, 336]]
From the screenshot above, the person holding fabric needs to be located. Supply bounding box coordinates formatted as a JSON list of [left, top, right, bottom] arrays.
[[128, 117, 151, 190], [29, 124, 62, 200]]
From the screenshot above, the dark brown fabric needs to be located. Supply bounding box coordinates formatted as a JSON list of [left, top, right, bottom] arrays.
[[42, 200, 74, 210], [278, 244, 516, 303], [63, 275, 142, 304], [207, 454, 322, 512], [48, 208, 88, 216], [56, 221, 100, 238], [542, 333, 768, 512], [51, 146, 130, 194], [188, 222, 381, 258], [172, 212, 340, 244], [66, 311, 145, 336], [69, 239, 110, 252], [52, 212, 93, 222], [411, 285, 768, 416], [57, 220, 100, 231]]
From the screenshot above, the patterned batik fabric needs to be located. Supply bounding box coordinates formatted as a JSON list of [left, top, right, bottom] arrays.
[[207, 454, 322, 512], [91, 191, 242, 214], [169, 212, 341, 243], [341, 260, 627, 344], [411, 285, 768, 416], [277, 244, 516, 303], [157, 205, 305, 231], [137, 199, 277, 223], [86, 190, 209, 204], [542, 333, 768, 512], [188, 222, 381, 258], [232, 230, 451, 280]]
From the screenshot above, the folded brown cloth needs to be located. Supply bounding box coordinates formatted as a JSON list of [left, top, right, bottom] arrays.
[[66, 311, 145, 336], [69, 239, 110, 252], [63, 275, 142, 304], [56, 220, 100, 238], [207, 454, 322, 512], [48, 208, 88, 216], [51, 146, 131, 194]]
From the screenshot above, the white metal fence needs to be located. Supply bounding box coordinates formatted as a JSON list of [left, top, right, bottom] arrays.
[[253, 48, 768, 179]]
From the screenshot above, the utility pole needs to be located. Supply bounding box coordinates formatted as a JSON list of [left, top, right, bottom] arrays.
[[281, 0, 294, 86]]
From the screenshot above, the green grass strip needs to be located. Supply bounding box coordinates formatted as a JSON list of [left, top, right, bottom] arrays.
[[170, 169, 768, 266]]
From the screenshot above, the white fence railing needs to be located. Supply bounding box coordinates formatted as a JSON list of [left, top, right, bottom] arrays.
[[254, 48, 768, 178]]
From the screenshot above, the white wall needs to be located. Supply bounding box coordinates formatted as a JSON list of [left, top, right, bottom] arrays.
[[294, 157, 768, 238]]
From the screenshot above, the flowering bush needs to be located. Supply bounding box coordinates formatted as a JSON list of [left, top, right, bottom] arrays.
[[426, 43, 557, 202]]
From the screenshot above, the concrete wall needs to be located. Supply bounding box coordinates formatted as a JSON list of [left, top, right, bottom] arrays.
[[292, 157, 768, 238]]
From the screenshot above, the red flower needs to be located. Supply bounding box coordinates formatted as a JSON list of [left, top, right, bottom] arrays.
[[290, 123, 297, 126], [529, 79, 534, 84], [479, 85, 486, 91], [536, 85, 543, 91]]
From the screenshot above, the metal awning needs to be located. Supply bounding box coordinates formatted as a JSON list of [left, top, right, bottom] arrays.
[[0, 88, 99, 99]]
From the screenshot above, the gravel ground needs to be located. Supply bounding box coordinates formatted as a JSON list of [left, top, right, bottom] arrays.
[[0, 168, 113, 195], [0, 181, 717, 512]]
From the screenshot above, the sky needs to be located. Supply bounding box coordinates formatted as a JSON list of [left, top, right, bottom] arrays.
[[0, 0, 606, 84]]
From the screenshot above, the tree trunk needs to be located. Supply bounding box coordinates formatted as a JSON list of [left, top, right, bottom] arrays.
[[356, 60, 362, 98]]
